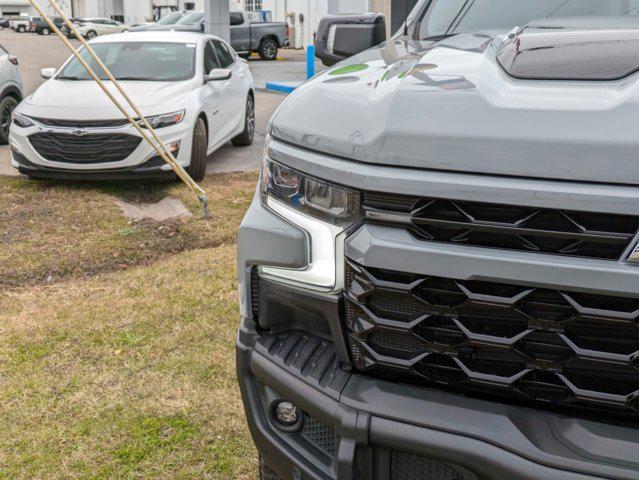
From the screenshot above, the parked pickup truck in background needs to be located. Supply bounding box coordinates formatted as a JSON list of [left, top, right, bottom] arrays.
[[230, 11, 288, 60], [10, 13, 31, 33], [151, 11, 288, 61], [237, 0, 639, 479]]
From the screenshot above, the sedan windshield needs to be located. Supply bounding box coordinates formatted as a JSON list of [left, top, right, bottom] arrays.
[[57, 41, 197, 82], [418, 0, 639, 39], [176, 12, 203, 25], [156, 11, 184, 25]]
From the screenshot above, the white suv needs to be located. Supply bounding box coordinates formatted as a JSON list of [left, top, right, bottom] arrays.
[[9, 32, 255, 181]]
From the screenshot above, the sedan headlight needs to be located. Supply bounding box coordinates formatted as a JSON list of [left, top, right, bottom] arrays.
[[11, 111, 34, 128], [259, 153, 361, 290], [141, 110, 185, 129]]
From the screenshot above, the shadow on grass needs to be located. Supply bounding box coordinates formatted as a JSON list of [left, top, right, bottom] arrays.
[[25, 176, 179, 204]]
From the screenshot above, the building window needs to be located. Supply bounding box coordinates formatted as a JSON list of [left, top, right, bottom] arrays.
[[244, 0, 262, 12]]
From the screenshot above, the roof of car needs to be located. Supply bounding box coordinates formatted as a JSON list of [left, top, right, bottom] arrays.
[[90, 31, 210, 44]]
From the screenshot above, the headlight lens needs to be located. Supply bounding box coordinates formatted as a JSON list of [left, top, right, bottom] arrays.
[[141, 110, 185, 129], [11, 111, 34, 128], [259, 154, 361, 290], [261, 158, 360, 226]]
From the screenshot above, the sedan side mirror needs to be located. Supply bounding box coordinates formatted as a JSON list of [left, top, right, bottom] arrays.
[[204, 68, 232, 83], [41, 67, 56, 79], [315, 13, 386, 67]]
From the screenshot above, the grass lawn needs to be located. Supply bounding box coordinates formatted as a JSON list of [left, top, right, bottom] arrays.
[[0, 172, 259, 479]]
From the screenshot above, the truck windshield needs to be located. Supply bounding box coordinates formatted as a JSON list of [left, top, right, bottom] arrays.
[[418, 0, 639, 39], [57, 41, 197, 82]]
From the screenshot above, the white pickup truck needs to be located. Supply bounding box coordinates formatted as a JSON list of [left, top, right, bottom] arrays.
[[10, 13, 31, 33]]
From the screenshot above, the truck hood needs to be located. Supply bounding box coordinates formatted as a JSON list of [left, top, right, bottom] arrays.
[[271, 26, 639, 185], [21, 79, 193, 118]]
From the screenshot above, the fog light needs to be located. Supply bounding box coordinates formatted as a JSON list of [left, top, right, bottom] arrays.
[[273, 401, 300, 428]]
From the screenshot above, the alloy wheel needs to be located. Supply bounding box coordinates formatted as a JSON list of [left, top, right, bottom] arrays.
[[1, 101, 15, 139], [247, 96, 255, 142], [264, 41, 276, 59]]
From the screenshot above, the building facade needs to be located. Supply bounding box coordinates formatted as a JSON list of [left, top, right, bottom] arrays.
[[0, 0, 74, 18], [258, 0, 416, 49]]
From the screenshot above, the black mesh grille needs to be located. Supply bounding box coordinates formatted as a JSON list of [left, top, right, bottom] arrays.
[[363, 192, 639, 260], [31, 117, 132, 128], [391, 452, 476, 480], [345, 260, 639, 418], [300, 414, 335, 456], [29, 132, 142, 164]]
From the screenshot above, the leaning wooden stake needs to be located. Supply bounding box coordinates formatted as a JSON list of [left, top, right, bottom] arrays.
[[27, 0, 210, 218]]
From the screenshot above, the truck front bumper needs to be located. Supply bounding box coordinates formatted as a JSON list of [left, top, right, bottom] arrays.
[[237, 315, 639, 480]]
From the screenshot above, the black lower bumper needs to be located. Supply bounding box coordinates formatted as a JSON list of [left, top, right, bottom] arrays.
[[237, 318, 639, 480], [13, 150, 176, 180]]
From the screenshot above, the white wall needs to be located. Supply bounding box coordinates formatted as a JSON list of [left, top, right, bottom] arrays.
[[0, 0, 73, 17], [261, 0, 369, 48], [123, 0, 150, 24]]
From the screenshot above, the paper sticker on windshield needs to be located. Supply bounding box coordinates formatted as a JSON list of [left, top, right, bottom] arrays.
[[186, 44, 196, 48]]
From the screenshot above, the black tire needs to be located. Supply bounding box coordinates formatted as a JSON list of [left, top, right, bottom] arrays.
[[17, 26, 25, 33], [86, 30, 97, 40], [231, 94, 255, 147], [258, 38, 278, 61], [42, 27, 50, 35], [186, 117, 208, 182], [259, 457, 281, 480], [0, 96, 19, 145]]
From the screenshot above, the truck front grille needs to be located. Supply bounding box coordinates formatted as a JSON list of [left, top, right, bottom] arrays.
[[29, 132, 142, 164], [345, 260, 639, 418], [363, 192, 639, 260]]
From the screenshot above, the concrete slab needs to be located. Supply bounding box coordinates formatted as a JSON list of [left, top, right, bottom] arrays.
[[0, 147, 15, 177], [247, 49, 323, 89], [113, 197, 192, 221]]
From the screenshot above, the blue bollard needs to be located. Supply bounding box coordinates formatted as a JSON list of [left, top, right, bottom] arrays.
[[306, 45, 315, 80]]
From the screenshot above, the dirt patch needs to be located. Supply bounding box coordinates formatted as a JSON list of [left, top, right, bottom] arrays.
[[0, 171, 258, 290]]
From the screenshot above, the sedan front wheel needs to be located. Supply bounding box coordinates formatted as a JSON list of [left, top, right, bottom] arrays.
[[186, 117, 208, 182], [231, 94, 255, 147], [0, 96, 19, 144]]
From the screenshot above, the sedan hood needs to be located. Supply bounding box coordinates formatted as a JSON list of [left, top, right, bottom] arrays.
[[21, 79, 193, 117], [271, 26, 639, 185]]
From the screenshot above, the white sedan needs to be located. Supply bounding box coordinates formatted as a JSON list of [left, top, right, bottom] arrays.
[[9, 32, 255, 181], [75, 18, 129, 39]]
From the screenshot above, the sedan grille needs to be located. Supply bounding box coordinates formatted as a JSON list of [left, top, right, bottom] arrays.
[[29, 132, 142, 164], [31, 117, 132, 128], [363, 192, 639, 260], [345, 259, 639, 418]]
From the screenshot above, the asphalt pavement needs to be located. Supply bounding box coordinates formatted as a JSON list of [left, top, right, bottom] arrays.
[[0, 29, 317, 177]]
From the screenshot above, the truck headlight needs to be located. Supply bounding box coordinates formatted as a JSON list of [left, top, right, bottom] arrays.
[[260, 156, 360, 290], [11, 111, 34, 128], [141, 110, 185, 129]]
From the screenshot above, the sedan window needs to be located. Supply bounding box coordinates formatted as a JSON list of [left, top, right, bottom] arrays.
[[212, 40, 234, 68], [203, 40, 220, 73], [58, 41, 197, 82]]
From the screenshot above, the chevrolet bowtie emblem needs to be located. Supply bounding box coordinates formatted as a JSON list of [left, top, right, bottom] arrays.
[[72, 128, 89, 137]]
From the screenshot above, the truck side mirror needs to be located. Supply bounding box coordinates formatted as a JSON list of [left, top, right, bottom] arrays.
[[315, 13, 386, 67]]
